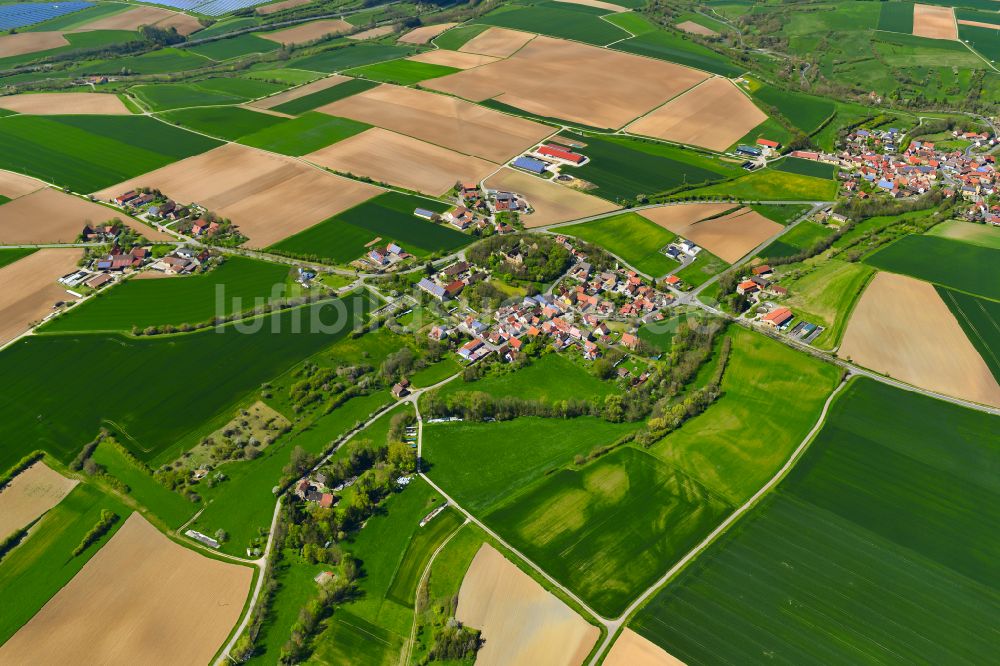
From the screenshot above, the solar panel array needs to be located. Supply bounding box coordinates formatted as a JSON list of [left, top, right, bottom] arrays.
[[147, 0, 272, 17], [0, 1, 93, 30]]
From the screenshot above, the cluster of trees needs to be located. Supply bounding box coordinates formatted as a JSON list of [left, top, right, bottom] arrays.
[[279, 568, 358, 664], [231, 504, 289, 662], [427, 621, 482, 663], [72, 510, 120, 557], [467, 235, 573, 283], [0, 450, 45, 490], [139, 25, 184, 46], [422, 389, 652, 424]]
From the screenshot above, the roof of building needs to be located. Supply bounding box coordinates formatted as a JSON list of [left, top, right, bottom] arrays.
[[512, 156, 547, 173]]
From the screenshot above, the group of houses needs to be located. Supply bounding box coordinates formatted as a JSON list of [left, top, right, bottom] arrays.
[[365, 242, 411, 268], [293, 474, 338, 509], [148, 246, 210, 275], [417, 259, 487, 302], [512, 140, 589, 176]]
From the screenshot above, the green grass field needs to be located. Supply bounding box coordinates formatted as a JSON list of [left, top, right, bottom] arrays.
[[648, 327, 841, 504], [408, 356, 462, 388], [432, 24, 490, 50], [132, 77, 284, 112], [772, 156, 836, 179], [926, 220, 1000, 249], [561, 212, 679, 277], [0, 30, 139, 71], [612, 26, 746, 77], [188, 33, 280, 61], [559, 131, 736, 200], [385, 507, 464, 606], [424, 416, 639, 513], [474, 3, 628, 45], [633, 377, 1000, 664], [42, 257, 291, 333], [960, 23, 1000, 63], [91, 440, 195, 528], [0, 114, 220, 192], [344, 59, 459, 85], [160, 106, 285, 141], [77, 48, 212, 76], [752, 84, 835, 134], [243, 68, 322, 85], [0, 482, 131, 644], [239, 112, 370, 155], [878, 1, 915, 33], [271, 77, 379, 115], [676, 169, 839, 202], [0, 247, 35, 269], [865, 234, 999, 300], [674, 248, 728, 286], [781, 259, 875, 350], [0, 294, 375, 471], [486, 446, 731, 617], [288, 44, 419, 73], [269, 192, 465, 263], [938, 287, 1000, 382], [750, 203, 811, 225], [637, 313, 694, 353], [760, 220, 836, 257]]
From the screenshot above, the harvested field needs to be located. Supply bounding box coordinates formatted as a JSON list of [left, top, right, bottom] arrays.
[[676, 20, 718, 36], [261, 19, 352, 46], [605, 629, 685, 666], [642, 206, 780, 262], [0, 170, 44, 199], [485, 167, 617, 227], [71, 6, 198, 35], [958, 19, 1000, 30], [839, 272, 1000, 408], [459, 26, 535, 57], [317, 84, 552, 162], [347, 25, 395, 40], [636, 202, 733, 230], [627, 77, 767, 152], [427, 36, 708, 129], [0, 188, 168, 244], [0, 32, 68, 58], [406, 49, 499, 69], [0, 92, 130, 115], [0, 513, 252, 665], [0, 248, 83, 347], [0, 461, 77, 539], [305, 127, 497, 196], [257, 0, 312, 15], [93, 143, 380, 247], [913, 4, 958, 40], [250, 74, 349, 109], [399, 22, 458, 44], [555, 0, 628, 11], [456, 544, 598, 666]]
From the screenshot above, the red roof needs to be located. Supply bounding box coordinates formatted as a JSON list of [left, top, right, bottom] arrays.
[[665, 275, 680, 285], [538, 145, 584, 164], [757, 138, 780, 148], [763, 307, 793, 324]]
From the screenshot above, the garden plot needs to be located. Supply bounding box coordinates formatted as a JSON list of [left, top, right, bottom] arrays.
[[0, 513, 252, 665], [839, 272, 1000, 407], [0, 460, 77, 539], [250, 73, 349, 110], [0, 31, 67, 57], [913, 4, 958, 40], [398, 22, 457, 44], [317, 84, 552, 162], [305, 127, 497, 196], [0, 249, 82, 349], [406, 49, 499, 69], [260, 19, 352, 45], [0, 188, 167, 244], [0, 92, 129, 115], [70, 6, 200, 35], [426, 35, 709, 129], [605, 629, 685, 666], [627, 77, 767, 151], [458, 26, 535, 57], [640, 204, 779, 262], [93, 143, 380, 247], [484, 167, 617, 227], [456, 543, 598, 666]]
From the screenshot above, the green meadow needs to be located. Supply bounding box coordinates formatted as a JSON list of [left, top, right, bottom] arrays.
[[0, 247, 35, 268], [131, 77, 284, 112], [385, 507, 464, 606], [677, 169, 839, 202], [43, 257, 292, 333], [160, 106, 285, 141], [611, 19, 746, 77], [344, 59, 459, 85], [561, 212, 679, 277], [750, 203, 812, 225], [753, 84, 835, 134], [772, 156, 837, 179], [0, 114, 220, 192], [926, 220, 1000, 249], [188, 34, 280, 61], [865, 235, 999, 300], [475, 3, 628, 46], [938, 287, 1000, 382], [780, 258, 875, 350], [760, 220, 836, 258], [633, 378, 1000, 664], [239, 112, 370, 155], [674, 248, 728, 286], [288, 44, 419, 74], [271, 78, 379, 115], [432, 24, 490, 50]]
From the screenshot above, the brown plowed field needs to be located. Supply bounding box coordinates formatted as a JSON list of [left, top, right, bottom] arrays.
[[485, 167, 617, 227], [459, 27, 535, 57], [636, 203, 736, 230], [958, 19, 1000, 29], [676, 20, 718, 36], [913, 4, 958, 40], [261, 19, 352, 46], [251, 74, 349, 110], [0, 92, 130, 115], [93, 144, 380, 247], [0, 249, 83, 347], [406, 49, 499, 69], [627, 77, 766, 152], [641, 206, 781, 263], [0, 32, 67, 58], [0, 513, 253, 665], [0, 188, 169, 243], [0, 170, 45, 199], [148, 12, 203, 36], [71, 6, 197, 35], [317, 84, 552, 162], [306, 127, 497, 196], [605, 629, 687, 666], [257, 0, 312, 15], [554, 0, 627, 11], [0, 461, 77, 539], [839, 272, 1000, 408], [398, 22, 458, 44], [456, 544, 599, 666], [427, 36, 708, 129], [348, 25, 395, 40]]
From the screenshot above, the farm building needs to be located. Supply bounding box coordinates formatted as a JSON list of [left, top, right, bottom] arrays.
[[537, 145, 585, 164], [418, 278, 447, 300], [512, 156, 547, 174], [762, 307, 793, 328]]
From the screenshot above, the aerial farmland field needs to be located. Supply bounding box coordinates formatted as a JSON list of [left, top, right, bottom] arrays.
[[865, 234, 1000, 300], [561, 212, 679, 277]]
